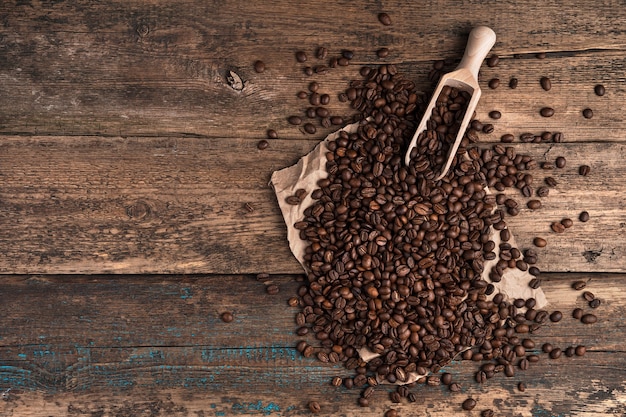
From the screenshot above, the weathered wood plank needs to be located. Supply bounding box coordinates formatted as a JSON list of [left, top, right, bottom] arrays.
[[0, 273, 623, 416], [1, 0, 626, 137], [0, 138, 624, 274]]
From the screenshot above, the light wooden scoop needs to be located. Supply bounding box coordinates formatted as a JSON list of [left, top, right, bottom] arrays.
[[404, 26, 496, 180]]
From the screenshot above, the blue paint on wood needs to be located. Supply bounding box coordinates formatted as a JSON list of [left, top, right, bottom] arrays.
[[180, 287, 193, 299], [17, 354, 27, 359], [532, 405, 563, 417], [231, 401, 280, 416]]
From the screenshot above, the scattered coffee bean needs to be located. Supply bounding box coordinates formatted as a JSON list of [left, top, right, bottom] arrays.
[[257, 139, 269, 150], [550, 348, 562, 359], [536, 52, 546, 59], [501, 133, 514, 143], [572, 280, 587, 290], [220, 312, 234, 323], [594, 84, 606, 96], [489, 110, 502, 119], [582, 291, 595, 302], [341, 50, 354, 60], [316, 47, 328, 60], [573, 308, 584, 320], [358, 398, 369, 407], [488, 78, 500, 89], [482, 123, 494, 133], [296, 51, 307, 63], [288, 115, 303, 125], [550, 311, 563, 322], [303, 123, 316, 134], [527, 200, 542, 210], [509, 77, 519, 89], [482, 409, 495, 417], [551, 222, 565, 233], [582, 108, 593, 119], [384, 409, 398, 417], [254, 60, 266, 73], [589, 298, 601, 308], [304, 66, 313, 76], [308, 400, 321, 413], [378, 12, 392, 26], [565, 346, 576, 357], [449, 383, 462, 392], [540, 76, 552, 91], [462, 398, 477, 411], [545, 177, 558, 187], [518, 382, 526, 392], [579, 165, 591, 176], [533, 237, 547, 248], [377, 47, 390, 58], [536, 186, 549, 197], [267, 129, 278, 139], [487, 55, 499, 67], [266, 284, 279, 295], [579, 211, 590, 222], [542, 343, 553, 353], [555, 156, 566, 168], [540, 107, 555, 117], [561, 218, 573, 228], [581, 313, 598, 324], [287, 296, 299, 307], [297, 90, 308, 99], [575, 345, 587, 356]]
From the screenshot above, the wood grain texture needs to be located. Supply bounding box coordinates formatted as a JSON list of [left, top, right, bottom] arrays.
[[0, 273, 623, 416], [1, 137, 624, 274], [1, 1, 626, 137]]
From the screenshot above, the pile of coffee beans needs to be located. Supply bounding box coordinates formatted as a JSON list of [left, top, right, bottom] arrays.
[[257, 12, 601, 415]]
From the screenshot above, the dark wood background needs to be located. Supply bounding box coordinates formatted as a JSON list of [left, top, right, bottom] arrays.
[[0, 1, 625, 416]]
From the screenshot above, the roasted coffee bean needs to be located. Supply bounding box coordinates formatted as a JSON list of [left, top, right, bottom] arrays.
[[257, 139, 269, 150], [540, 107, 555, 117], [267, 129, 278, 139], [385, 409, 398, 417], [561, 218, 573, 228], [595, 84, 606, 96], [441, 372, 453, 385], [308, 400, 321, 413], [488, 78, 500, 89], [303, 123, 317, 134], [582, 291, 595, 302], [555, 156, 566, 168], [316, 47, 328, 59], [550, 311, 563, 322], [589, 298, 601, 308], [295, 51, 307, 63], [220, 312, 234, 323], [551, 222, 565, 233], [529, 278, 541, 289], [542, 343, 554, 353], [501, 133, 514, 143], [581, 313, 598, 324], [266, 284, 279, 295], [377, 48, 390, 58], [582, 108, 593, 119], [573, 308, 584, 320], [565, 346, 576, 357], [518, 382, 526, 392], [358, 398, 369, 407], [297, 90, 308, 99], [489, 110, 502, 119], [527, 199, 542, 210], [487, 55, 499, 67], [579, 211, 590, 222], [254, 60, 266, 73], [545, 177, 558, 187], [540, 76, 552, 91], [341, 50, 354, 60], [549, 348, 562, 359], [378, 12, 392, 25], [320, 94, 330, 105], [331, 376, 342, 387], [462, 398, 477, 411], [509, 77, 519, 89], [288, 115, 303, 125], [304, 66, 313, 76], [389, 392, 401, 403], [572, 280, 587, 290], [575, 345, 587, 356], [449, 383, 461, 392], [482, 123, 495, 134], [536, 186, 549, 197], [533, 237, 547, 248], [579, 165, 591, 176]]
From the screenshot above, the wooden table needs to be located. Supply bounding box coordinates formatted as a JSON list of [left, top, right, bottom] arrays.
[[1, 1, 625, 415]]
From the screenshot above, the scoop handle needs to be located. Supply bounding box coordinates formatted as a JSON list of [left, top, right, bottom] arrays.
[[456, 26, 497, 80]]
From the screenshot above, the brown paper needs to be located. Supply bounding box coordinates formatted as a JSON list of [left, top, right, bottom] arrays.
[[270, 122, 547, 384]]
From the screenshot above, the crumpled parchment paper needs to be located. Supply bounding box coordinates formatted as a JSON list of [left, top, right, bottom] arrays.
[[270, 122, 547, 384]]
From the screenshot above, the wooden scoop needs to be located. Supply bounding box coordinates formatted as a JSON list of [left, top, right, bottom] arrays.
[[404, 26, 496, 180]]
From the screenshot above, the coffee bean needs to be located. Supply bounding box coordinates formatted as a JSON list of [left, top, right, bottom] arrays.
[[303, 123, 317, 134], [377, 48, 390, 58], [341, 50, 354, 60], [582, 291, 595, 301], [579, 165, 591, 176], [540, 77, 552, 91], [540, 107, 555, 117], [550, 348, 562, 359], [542, 343, 553, 353], [518, 382, 526, 392], [357, 398, 369, 407], [536, 186, 549, 197], [555, 156, 566, 168], [253, 60, 266, 73], [561, 218, 573, 228], [462, 398, 477, 411], [579, 211, 590, 222], [316, 47, 328, 59], [297, 91, 308, 99], [575, 345, 587, 356], [441, 372, 452, 385], [482, 409, 495, 417], [320, 94, 330, 105], [501, 133, 514, 143], [487, 55, 499, 67], [304, 66, 313, 76], [589, 298, 601, 308], [483, 123, 494, 134], [527, 200, 541, 210], [488, 78, 500, 89], [572, 280, 587, 290], [549, 311, 563, 322], [581, 313, 597, 324], [378, 12, 392, 26], [489, 110, 502, 119], [296, 51, 307, 63], [565, 346, 576, 357], [582, 108, 593, 119], [220, 312, 234, 323], [308, 400, 321, 413], [267, 129, 278, 139], [384, 409, 398, 417], [266, 284, 279, 295], [509, 77, 519, 89], [257, 140, 269, 150], [595, 84, 606, 96], [551, 222, 565, 233], [288, 115, 303, 125], [573, 308, 584, 320], [533, 237, 547, 248], [545, 177, 557, 187], [449, 383, 461, 392]]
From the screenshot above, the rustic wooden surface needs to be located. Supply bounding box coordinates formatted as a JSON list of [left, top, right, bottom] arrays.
[[0, 0, 625, 416]]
